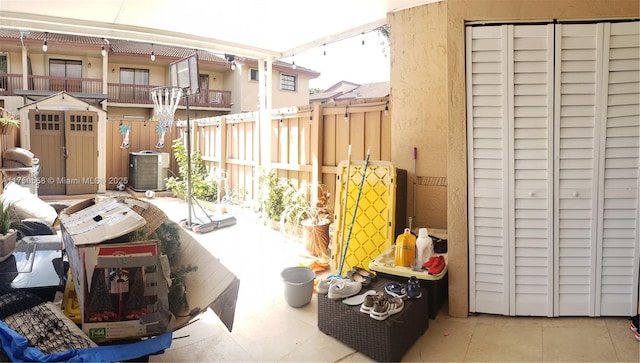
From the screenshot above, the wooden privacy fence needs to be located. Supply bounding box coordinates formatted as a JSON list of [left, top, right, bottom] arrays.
[[106, 97, 391, 208]]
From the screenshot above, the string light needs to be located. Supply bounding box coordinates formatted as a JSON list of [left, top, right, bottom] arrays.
[[42, 32, 48, 52], [384, 101, 389, 115], [101, 39, 107, 57], [323, 44, 327, 56], [292, 54, 296, 70], [362, 32, 365, 45], [344, 106, 349, 120], [150, 44, 156, 61]]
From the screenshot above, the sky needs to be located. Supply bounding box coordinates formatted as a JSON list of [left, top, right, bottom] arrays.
[[284, 31, 390, 90]]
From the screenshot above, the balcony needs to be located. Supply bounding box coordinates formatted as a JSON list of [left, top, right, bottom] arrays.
[[108, 83, 232, 109], [0, 74, 232, 109]]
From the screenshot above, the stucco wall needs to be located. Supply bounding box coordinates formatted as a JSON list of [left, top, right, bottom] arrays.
[[390, 0, 639, 318]]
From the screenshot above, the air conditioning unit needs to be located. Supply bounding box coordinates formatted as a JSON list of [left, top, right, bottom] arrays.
[[128, 151, 169, 191]]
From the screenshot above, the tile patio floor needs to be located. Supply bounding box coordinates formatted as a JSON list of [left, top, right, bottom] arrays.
[[107, 196, 639, 362]]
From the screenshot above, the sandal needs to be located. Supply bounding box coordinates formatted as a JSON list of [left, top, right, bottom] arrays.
[[351, 266, 376, 280], [384, 282, 408, 300], [347, 270, 372, 287]]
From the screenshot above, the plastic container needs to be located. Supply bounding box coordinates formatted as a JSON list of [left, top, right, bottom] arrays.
[[415, 228, 434, 267], [281, 266, 316, 308], [394, 228, 416, 267]]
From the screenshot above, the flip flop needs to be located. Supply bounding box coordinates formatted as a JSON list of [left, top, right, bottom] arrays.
[[342, 290, 376, 306]]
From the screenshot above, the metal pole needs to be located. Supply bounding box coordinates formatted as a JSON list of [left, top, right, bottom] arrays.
[[186, 92, 192, 226]]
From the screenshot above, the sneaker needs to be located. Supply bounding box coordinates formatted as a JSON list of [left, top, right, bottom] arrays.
[[327, 280, 362, 299], [407, 276, 422, 299], [422, 256, 438, 270], [370, 295, 404, 321], [630, 314, 639, 332], [360, 293, 376, 314], [428, 256, 446, 275], [317, 278, 348, 294], [370, 299, 389, 320], [384, 282, 408, 300]]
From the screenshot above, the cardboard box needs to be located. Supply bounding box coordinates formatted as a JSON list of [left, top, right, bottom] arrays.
[[61, 196, 239, 342]]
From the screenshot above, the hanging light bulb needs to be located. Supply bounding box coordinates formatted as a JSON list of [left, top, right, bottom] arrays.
[[323, 44, 327, 56], [231, 62, 236, 71], [292, 55, 296, 70], [344, 106, 349, 121], [384, 101, 389, 115], [362, 32, 365, 46], [101, 43, 107, 57], [42, 32, 48, 52], [150, 44, 156, 61]]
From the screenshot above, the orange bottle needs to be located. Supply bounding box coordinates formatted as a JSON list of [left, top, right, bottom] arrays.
[[394, 228, 416, 267]]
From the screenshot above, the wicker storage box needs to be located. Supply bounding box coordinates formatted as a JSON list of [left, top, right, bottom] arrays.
[[318, 278, 429, 362]]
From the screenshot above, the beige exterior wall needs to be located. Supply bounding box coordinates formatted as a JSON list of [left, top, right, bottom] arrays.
[[389, 0, 639, 318], [232, 64, 314, 113]]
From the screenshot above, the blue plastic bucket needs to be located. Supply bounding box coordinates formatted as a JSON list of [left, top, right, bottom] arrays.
[[281, 266, 315, 308]]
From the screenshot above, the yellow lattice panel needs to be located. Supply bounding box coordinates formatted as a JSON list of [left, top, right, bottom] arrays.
[[331, 161, 397, 275]]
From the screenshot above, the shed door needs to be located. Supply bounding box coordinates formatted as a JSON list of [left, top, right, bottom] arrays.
[[29, 110, 65, 195], [28, 109, 98, 195], [65, 112, 98, 195]]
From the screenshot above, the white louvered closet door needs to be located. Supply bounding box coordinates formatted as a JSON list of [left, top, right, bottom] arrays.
[[469, 21, 639, 317], [467, 24, 555, 316], [467, 25, 511, 315], [553, 23, 603, 317], [554, 21, 640, 317], [597, 21, 640, 316]]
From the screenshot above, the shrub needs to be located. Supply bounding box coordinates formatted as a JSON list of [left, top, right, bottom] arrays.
[[166, 138, 218, 202]]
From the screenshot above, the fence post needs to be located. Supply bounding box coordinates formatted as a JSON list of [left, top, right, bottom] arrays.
[[219, 116, 228, 175], [311, 103, 323, 192]]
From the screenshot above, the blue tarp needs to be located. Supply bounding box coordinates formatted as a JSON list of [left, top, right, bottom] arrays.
[[0, 320, 172, 362]]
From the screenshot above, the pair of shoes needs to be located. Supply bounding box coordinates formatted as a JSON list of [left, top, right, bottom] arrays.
[[423, 255, 446, 275], [317, 277, 343, 294], [360, 291, 385, 313], [369, 295, 404, 321], [384, 282, 408, 300], [347, 267, 375, 287], [328, 279, 362, 299], [630, 314, 640, 341], [407, 276, 422, 299]]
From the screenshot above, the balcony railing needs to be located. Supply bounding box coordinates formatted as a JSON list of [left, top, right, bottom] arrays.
[[0, 74, 231, 108], [108, 83, 232, 108]]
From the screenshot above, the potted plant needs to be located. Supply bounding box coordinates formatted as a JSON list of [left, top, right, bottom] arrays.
[[0, 200, 18, 262], [0, 108, 20, 135], [280, 182, 332, 257]]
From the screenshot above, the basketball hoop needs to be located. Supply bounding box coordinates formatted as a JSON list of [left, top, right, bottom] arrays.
[[151, 86, 183, 130]]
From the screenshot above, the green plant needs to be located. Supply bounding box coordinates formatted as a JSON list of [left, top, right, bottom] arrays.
[[280, 182, 331, 228], [0, 200, 14, 235], [256, 168, 298, 221], [166, 138, 218, 202]]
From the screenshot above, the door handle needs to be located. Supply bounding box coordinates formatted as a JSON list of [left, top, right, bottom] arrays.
[[62, 146, 68, 159]]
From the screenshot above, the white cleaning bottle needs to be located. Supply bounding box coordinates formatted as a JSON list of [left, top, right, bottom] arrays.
[[415, 228, 433, 267]]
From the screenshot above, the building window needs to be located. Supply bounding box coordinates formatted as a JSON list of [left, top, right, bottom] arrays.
[[280, 73, 297, 91], [120, 68, 149, 101], [49, 59, 82, 92], [0, 54, 7, 91], [249, 68, 259, 82]]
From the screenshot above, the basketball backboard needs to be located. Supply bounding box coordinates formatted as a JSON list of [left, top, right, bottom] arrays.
[[170, 53, 200, 96]]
